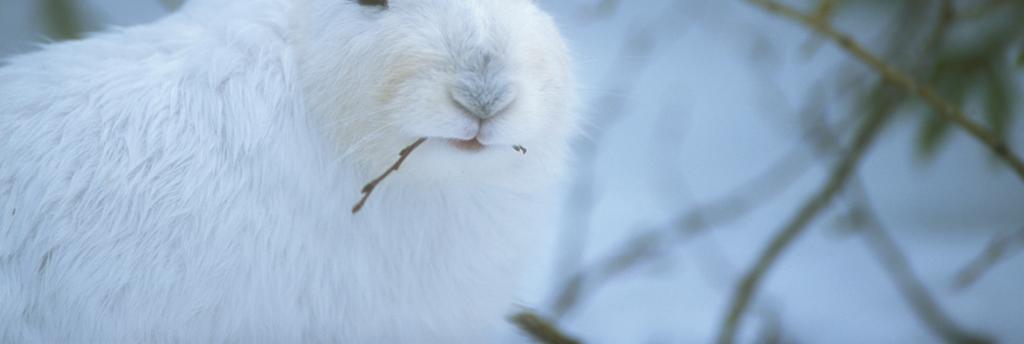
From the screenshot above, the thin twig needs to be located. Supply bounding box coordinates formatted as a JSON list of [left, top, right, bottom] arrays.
[[747, 0, 1024, 183], [953, 228, 1024, 291], [510, 311, 582, 344], [351, 138, 427, 214], [716, 98, 891, 344]]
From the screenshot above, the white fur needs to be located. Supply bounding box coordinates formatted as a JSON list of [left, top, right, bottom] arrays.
[[0, 0, 576, 341]]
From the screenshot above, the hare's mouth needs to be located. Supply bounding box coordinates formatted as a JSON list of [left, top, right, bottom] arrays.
[[449, 137, 486, 152]]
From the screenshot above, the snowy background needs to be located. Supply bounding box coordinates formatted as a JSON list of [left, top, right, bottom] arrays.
[[2, 0, 1023, 343]]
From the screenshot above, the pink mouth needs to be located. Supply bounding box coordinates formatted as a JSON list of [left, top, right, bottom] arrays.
[[450, 138, 485, 152]]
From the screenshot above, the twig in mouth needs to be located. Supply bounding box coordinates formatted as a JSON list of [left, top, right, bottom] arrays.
[[351, 138, 428, 214], [514, 145, 528, 155]]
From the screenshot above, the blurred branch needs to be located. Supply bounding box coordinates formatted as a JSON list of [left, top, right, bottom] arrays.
[[716, 0, 1005, 335], [924, 0, 954, 54], [715, 2, 964, 334], [673, 145, 815, 238], [579, 0, 621, 21], [799, 0, 839, 55], [684, 232, 792, 344], [550, 2, 683, 314], [510, 311, 582, 344], [715, 92, 891, 344], [958, 0, 1013, 20], [753, 305, 785, 344], [552, 228, 664, 318], [551, 95, 862, 318], [811, 0, 839, 22], [808, 114, 993, 344], [159, 0, 185, 11], [953, 228, 1024, 291], [746, 0, 1024, 183], [41, 0, 87, 40], [550, 26, 655, 307], [848, 187, 992, 344], [552, 139, 818, 318]]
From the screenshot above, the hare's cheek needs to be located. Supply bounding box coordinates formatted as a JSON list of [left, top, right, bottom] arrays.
[[373, 64, 473, 140], [374, 57, 433, 106]]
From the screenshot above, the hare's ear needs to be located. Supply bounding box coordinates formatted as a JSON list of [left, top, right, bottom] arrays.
[[356, 0, 389, 9]]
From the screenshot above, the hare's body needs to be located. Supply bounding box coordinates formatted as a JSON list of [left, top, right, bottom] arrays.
[[0, 0, 574, 342]]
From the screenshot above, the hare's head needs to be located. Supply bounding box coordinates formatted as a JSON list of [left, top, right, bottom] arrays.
[[292, 0, 576, 181]]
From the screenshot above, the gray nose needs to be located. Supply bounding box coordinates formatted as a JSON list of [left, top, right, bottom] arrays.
[[450, 54, 516, 120]]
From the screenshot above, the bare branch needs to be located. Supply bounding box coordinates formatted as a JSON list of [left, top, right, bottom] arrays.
[[510, 311, 582, 344], [806, 97, 992, 344], [551, 229, 667, 317], [716, 1, 1024, 341], [41, 0, 89, 40], [351, 138, 427, 214], [953, 228, 1024, 291], [550, 99, 853, 318], [552, 136, 823, 317], [852, 195, 993, 344], [746, 0, 1024, 183], [715, 99, 891, 344], [158, 0, 184, 11], [550, 24, 661, 308]]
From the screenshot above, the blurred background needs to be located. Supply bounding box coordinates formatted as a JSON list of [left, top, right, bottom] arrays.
[[2, 0, 1022, 343]]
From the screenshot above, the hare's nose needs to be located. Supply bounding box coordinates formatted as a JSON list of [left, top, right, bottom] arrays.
[[451, 86, 515, 121], [450, 54, 517, 120]]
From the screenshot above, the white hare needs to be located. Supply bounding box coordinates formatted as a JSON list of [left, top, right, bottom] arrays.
[[0, 0, 577, 342]]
